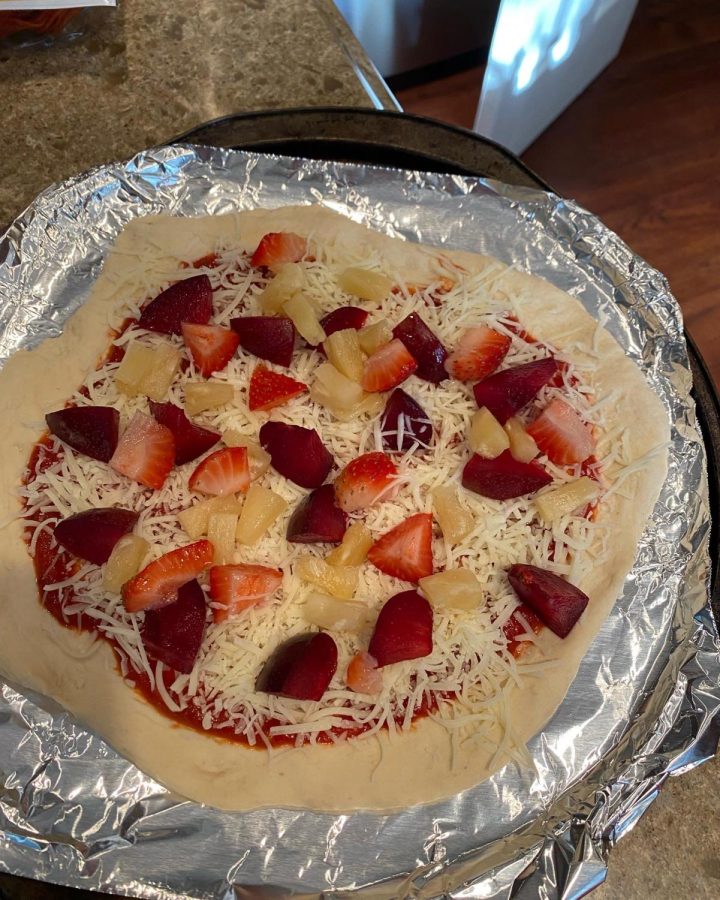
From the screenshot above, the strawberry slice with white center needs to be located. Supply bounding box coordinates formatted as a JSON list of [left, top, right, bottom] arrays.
[[368, 589, 433, 667], [123, 539, 214, 613], [248, 364, 307, 412], [361, 339, 417, 393], [181, 322, 240, 377], [109, 411, 175, 490], [189, 446, 250, 496], [333, 451, 398, 513], [209, 563, 283, 622], [346, 651, 383, 694], [367, 513, 434, 583], [526, 398, 595, 465], [444, 325, 511, 382], [251, 232, 307, 270]]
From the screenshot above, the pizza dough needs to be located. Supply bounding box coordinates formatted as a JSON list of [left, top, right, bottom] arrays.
[[0, 207, 669, 810]]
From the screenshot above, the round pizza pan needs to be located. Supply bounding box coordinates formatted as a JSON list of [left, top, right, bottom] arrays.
[[170, 107, 719, 612]]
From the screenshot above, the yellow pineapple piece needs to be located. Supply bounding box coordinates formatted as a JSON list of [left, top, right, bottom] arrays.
[[236, 484, 288, 545], [258, 263, 305, 314], [504, 416, 539, 463], [303, 592, 368, 632], [207, 512, 239, 565], [338, 267, 392, 302], [358, 319, 393, 356], [469, 407, 510, 458], [283, 294, 326, 346], [184, 382, 234, 415], [326, 522, 373, 566], [324, 329, 365, 383], [310, 362, 364, 419], [419, 569, 485, 611], [221, 431, 271, 480], [103, 534, 149, 592], [116, 341, 181, 401], [295, 556, 359, 600], [355, 393, 385, 418], [534, 477, 601, 524], [432, 486, 474, 544], [178, 494, 244, 539]]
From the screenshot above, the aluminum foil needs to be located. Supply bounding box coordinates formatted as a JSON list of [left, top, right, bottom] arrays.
[[0, 145, 716, 899]]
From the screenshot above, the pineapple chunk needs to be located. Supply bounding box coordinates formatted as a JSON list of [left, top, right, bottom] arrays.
[[116, 341, 181, 401], [469, 407, 510, 458], [207, 512, 239, 564], [432, 486, 474, 544], [221, 431, 271, 480], [283, 294, 326, 345], [236, 484, 288, 545], [338, 267, 392, 302], [358, 319, 393, 356], [355, 393, 385, 418], [303, 592, 369, 632], [103, 534, 149, 592], [178, 494, 244, 539], [258, 263, 305, 314], [419, 569, 484, 611], [184, 382, 234, 415], [326, 522, 373, 566], [310, 362, 364, 418], [324, 329, 364, 383], [504, 416, 539, 463], [295, 556, 359, 600], [534, 477, 600, 524]]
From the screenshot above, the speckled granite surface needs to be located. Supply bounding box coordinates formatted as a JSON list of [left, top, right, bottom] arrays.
[[0, 0, 394, 224], [1, 4, 718, 898]]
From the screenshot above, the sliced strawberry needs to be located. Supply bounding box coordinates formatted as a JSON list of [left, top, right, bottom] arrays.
[[526, 398, 595, 465], [368, 590, 433, 667], [259, 421, 334, 488], [380, 388, 433, 454], [445, 325, 511, 382], [333, 452, 398, 513], [286, 484, 347, 544], [189, 447, 250, 496], [319, 306, 369, 339], [367, 513, 433, 583], [148, 401, 219, 465], [122, 539, 214, 613], [251, 232, 307, 270], [346, 651, 383, 694], [181, 322, 239, 377], [138, 275, 213, 335], [472, 357, 558, 424], [109, 412, 175, 490], [462, 449, 552, 500], [248, 364, 307, 412], [257, 632, 337, 701], [54, 508, 139, 565], [209, 563, 283, 622], [393, 313, 447, 383], [361, 338, 417, 392], [142, 579, 207, 674], [230, 316, 296, 367], [45, 405, 119, 463], [502, 603, 544, 656], [507, 564, 589, 638]]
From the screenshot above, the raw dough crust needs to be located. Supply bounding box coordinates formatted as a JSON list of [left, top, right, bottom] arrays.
[[0, 207, 669, 811]]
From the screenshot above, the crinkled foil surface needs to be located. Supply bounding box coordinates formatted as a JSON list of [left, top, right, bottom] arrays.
[[0, 146, 716, 899]]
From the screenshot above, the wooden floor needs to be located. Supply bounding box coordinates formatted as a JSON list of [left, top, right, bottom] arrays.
[[396, 0, 720, 388]]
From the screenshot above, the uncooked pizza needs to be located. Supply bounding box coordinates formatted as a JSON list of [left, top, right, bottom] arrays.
[[0, 207, 668, 811]]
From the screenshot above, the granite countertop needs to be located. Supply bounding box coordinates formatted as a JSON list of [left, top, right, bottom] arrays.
[[0, 0, 396, 224], [0, 2, 717, 898]]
